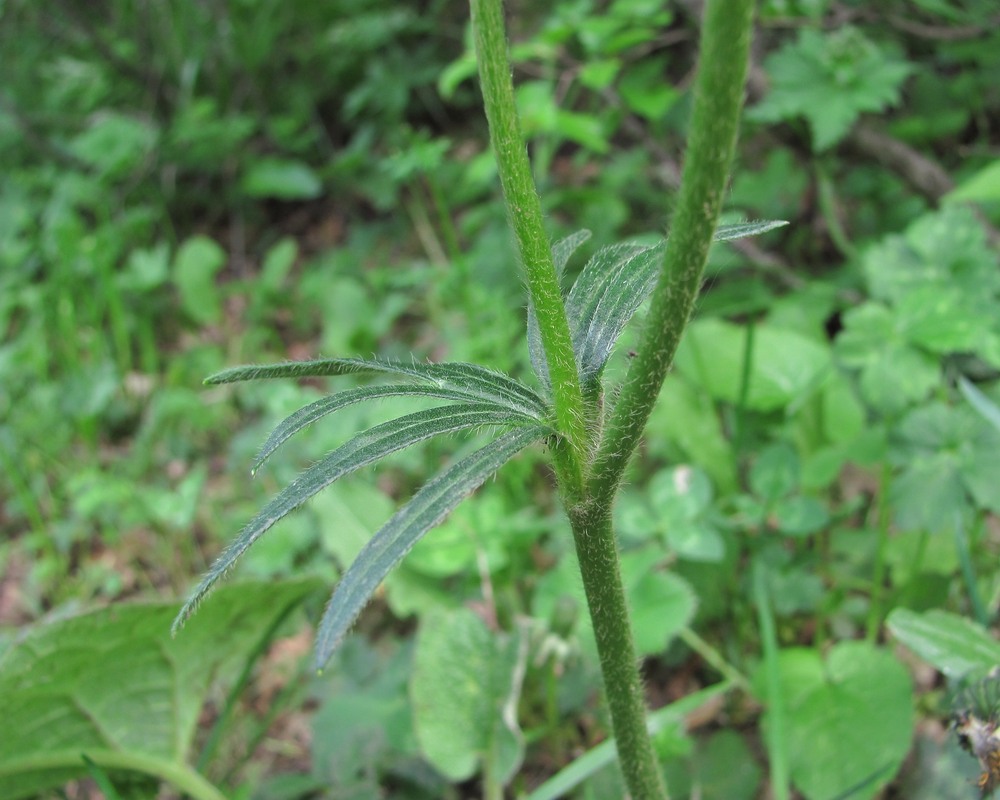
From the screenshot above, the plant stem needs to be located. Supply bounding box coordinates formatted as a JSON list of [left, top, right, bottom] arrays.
[[567, 500, 669, 799], [753, 559, 790, 800], [469, 0, 588, 496], [590, 0, 755, 508], [4, 751, 226, 800]]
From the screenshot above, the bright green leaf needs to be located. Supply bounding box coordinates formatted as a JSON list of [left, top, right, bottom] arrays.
[[676, 319, 830, 412], [0, 580, 319, 800], [758, 642, 913, 800], [242, 157, 322, 200], [173, 235, 226, 325], [411, 609, 525, 783], [887, 608, 1000, 679]]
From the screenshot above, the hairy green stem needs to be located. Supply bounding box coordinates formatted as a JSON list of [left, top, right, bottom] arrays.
[[470, 0, 588, 495], [567, 501, 669, 799], [590, 0, 755, 507]]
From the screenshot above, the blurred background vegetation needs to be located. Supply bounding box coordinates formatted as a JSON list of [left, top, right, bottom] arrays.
[[2, 0, 1000, 797]]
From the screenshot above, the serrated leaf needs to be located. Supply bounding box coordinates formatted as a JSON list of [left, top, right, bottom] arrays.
[[205, 357, 548, 418], [0, 579, 319, 800], [887, 608, 1000, 679], [314, 425, 545, 667], [750, 27, 911, 151], [175, 406, 545, 633], [254, 383, 536, 472]]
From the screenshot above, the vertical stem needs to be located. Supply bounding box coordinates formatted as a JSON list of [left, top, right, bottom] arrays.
[[754, 559, 790, 800], [866, 461, 891, 642], [568, 501, 669, 799], [589, 0, 755, 508], [469, 0, 588, 495]]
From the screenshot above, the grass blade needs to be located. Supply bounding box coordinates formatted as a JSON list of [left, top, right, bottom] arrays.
[[253, 383, 537, 473], [174, 405, 546, 633], [205, 357, 548, 417], [313, 425, 546, 667], [525, 682, 734, 800]]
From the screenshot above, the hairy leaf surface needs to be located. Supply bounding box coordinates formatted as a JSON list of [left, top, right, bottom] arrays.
[[254, 383, 538, 472], [314, 425, 546, 666], [206, 357, 548, 417], [174, 405, 547, 632], [528, 222, 787, 388]]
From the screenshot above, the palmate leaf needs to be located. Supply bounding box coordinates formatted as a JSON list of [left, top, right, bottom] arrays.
[[173, 404, 548, 633], [528, 222, 788, 388], [253, 383, 538, 473], [206, 356, 548, 418], [314, 424, 547, 667]]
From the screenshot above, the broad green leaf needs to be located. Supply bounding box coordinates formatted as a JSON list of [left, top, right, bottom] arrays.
[[890, 403, 1000, 528], [948, 158, 1000, 203], [175, 407, 545, 633], [749, 443, 799, 502], [411, 609, 525, 783], [68, 113, 158, 179], [646, 377, 738, 493], [835, 303, 939, 414], [173, 235, 226, 325], [241, 157, 322, 200], [863, 206, 999, 304], [676, 318, 830, 412], [749, 27, 911, 150], [253, 383, 540, 472], [620, 548, 697, 656], [0, 580, 319, 800], [205, 357, 548, 418], [887, 608, 1000, 679], [629, 568, 697, 656], [757, 642, 913, 800], [314, 425, 546, 666]]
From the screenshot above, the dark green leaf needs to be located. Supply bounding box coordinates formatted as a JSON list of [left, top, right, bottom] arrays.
[[254, 383, 540, 473], [175, 406, 546, 633], [0, 580, 319, 800], [567, 222, 788, 385], [529, 223, 786, 388], [314, 425, 545, 667], [205, 357, 548, 418]]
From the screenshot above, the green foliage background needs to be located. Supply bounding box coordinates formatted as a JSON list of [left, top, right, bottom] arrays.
[[2, 0, 1000, 797]]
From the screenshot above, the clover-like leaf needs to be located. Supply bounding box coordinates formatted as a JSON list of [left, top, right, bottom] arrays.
[[174, 405, 547, 633], [749, 27, 911, 151], [314, 425, 547, 666]]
